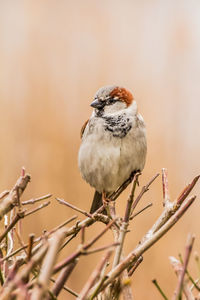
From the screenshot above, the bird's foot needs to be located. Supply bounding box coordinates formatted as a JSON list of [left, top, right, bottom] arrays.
[[130, 170, 141, 184], [102, 192, 117, 219], [102, 191, 110, 206]]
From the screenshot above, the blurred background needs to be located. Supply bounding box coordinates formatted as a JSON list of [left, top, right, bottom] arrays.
[[0, 0, 200, 298]]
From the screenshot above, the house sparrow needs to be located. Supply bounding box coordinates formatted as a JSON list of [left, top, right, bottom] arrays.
[[78, 85, 147, 213]]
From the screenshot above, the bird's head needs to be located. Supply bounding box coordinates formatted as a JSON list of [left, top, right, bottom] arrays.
[[91, 85, 134, 116]]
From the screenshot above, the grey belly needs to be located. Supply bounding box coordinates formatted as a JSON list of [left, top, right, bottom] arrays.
[[78, 138, 122, 192], [78, 138, 138, 193]]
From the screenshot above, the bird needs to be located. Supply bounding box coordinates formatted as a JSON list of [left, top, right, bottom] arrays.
[[78, 85, 147, 213]]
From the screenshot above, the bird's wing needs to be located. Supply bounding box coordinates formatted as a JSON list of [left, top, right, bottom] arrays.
[[80, 119, 89, 138]]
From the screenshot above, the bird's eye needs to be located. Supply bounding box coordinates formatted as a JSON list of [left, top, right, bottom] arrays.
[[107, 98, 116, 105]]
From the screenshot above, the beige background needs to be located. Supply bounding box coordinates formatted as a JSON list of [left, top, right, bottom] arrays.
[[0, 1, 200, 299]]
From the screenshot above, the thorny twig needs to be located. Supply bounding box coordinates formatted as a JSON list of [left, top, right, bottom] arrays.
[[156, 234, 198, 300], [141, 174, 199, 243], [169, 256, 195, 300], [51, 260, 78, 298], [112, 173, 141, 269], [130, 202, 152, 220], [50, 277, 79, 297], [78, 250, 113, 300], [162, 168, 170, 207], [0, 211, 25, 243], [87, 195, 197, 297], [128, 256, 143, 277], [0, 168, 198, 300], [24, 201, 51, 217], [31, 229, 66, 300], [178, 253, 200, 292], [172, 234, 195, 300], [22, 194, 52, 205], [27, 234, 35, 261], [56, 198, 92, 218], [0, 215, 77, 264], [53, 219, 116, 274], [0, 172, 31, 220], [0, 244, 48, 299], [130, 172, 159, 216]]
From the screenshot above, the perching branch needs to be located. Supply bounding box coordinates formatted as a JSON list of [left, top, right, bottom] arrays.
[[0, 168, 198, 300], [86, 179, 198, 298], [53, 219, 116, 274]]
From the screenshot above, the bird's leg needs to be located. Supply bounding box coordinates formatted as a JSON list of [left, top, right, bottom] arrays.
[[130, 170, 141, 184], [102, 191, 110, 217], [110, 170, 141, 201], [102, 192, 116, 219]]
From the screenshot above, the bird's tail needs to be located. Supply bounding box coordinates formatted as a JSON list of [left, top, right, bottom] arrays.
[[90, 191, 105, 214]]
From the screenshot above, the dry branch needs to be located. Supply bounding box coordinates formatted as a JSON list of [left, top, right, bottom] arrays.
[[0, 168, 198, 300], [141, 175, 199, 243], [172, 234, 195, 300], [78, 249, 113, 300], [56, 198, 92, 218], [87, 194, 197, 297], [31, 229, 66, 300], [0, 211, 25, 243], [162, 168, 170, 207], [53, 219, 116, 274], [51, 260, 78, 298], [0, 173, 30, 220], [0, 244, 48, 299], [22, 194, 52, 205]]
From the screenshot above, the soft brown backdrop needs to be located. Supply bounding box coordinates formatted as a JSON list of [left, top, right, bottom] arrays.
[[0, 1, 200, 299]]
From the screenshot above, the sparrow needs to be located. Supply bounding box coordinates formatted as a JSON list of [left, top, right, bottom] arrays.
[[78, 85, 147, 213]]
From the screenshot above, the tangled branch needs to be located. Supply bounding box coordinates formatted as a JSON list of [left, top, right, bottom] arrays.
[[0, 167, 198, 300]]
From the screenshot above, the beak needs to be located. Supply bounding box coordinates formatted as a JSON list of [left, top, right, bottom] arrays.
[[90, 99, 105, 109]]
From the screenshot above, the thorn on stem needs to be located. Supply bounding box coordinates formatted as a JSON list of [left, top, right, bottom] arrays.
[[21, 167, 25, 177]]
